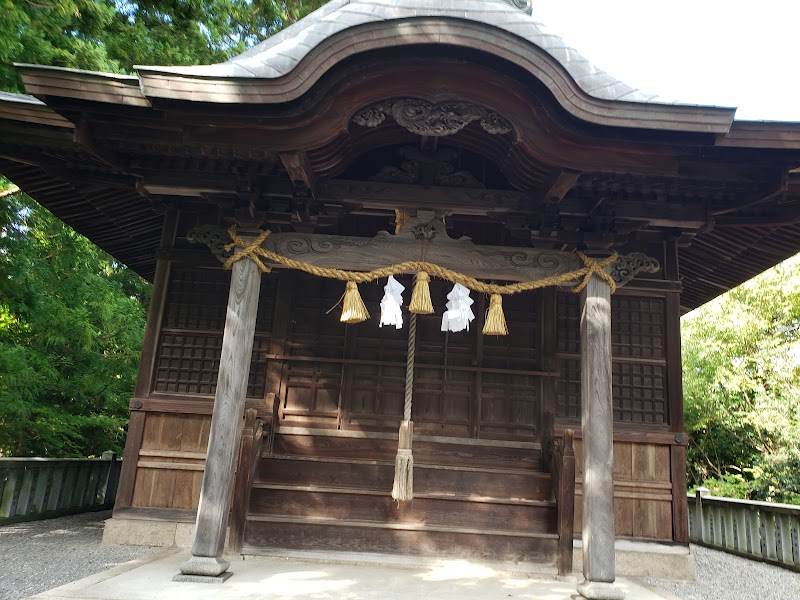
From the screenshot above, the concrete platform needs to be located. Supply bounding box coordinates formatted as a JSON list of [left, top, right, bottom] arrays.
[[25, 548, 681, 600]]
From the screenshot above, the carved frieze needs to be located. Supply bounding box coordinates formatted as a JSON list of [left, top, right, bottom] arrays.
[[188, 221, 660, 289], [353, 99, 513, 137]]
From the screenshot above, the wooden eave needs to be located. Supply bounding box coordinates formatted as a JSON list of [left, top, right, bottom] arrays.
[[4, 38, 800, 309]]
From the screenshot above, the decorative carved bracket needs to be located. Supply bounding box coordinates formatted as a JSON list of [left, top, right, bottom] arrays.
[[186, 224, 234, 262], [608, 252, 661, 286], [353, 99, 513, 137], [187, 223, 659, 287]]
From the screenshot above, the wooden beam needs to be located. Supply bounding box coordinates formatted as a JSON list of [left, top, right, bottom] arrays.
[[279, 151, 318, 198], [319, 179, 525, 215], [560, 198, 709, 229], [541, 169, 581, 204]]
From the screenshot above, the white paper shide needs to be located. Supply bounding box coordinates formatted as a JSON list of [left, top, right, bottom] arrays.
[[441, 283, 475, 333], [379, 275, 405, 328]]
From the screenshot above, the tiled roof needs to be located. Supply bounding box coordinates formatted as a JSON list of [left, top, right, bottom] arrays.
[[137, 0, 671, 105]]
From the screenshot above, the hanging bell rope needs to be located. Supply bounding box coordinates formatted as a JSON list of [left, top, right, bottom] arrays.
[[392, 313, 417, 502]]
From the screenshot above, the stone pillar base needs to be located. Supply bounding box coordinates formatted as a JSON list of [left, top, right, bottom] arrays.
[[175, 555, 231, 583], [577, 580, 625, 600]]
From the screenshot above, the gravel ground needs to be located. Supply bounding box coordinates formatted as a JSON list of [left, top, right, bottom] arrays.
[[0, 511, 157, 600], [3, 514, 800, 600], [645, 544, 800, 600]]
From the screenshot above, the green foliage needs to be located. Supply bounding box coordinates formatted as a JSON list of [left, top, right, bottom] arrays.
[[0, 0, 326, 92], [0, 186, 149, 456], [682, 254, 800, 504], [0, 0, 325, 458]]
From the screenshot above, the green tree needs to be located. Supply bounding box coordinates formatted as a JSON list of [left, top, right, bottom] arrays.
[[682, 254, 800, 504], [0, 0, 322, 456], [0, 187, 149, 456], [1, 0, 325, 92]]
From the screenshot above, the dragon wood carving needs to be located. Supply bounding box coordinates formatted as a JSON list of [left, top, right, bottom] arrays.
[[353, 99, 513, 137]]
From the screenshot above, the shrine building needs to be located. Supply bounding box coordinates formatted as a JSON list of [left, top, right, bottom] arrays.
[[3, 1, 800, 598]]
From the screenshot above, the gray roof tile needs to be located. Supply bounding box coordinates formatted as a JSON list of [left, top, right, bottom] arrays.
[[137, 0, 678, 105]]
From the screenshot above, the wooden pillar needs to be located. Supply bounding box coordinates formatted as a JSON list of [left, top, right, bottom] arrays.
[[577, 275, 623, 600], [176, 250, 262, 582]]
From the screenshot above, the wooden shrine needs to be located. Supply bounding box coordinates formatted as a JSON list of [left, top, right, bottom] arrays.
[[4, 0, 800, 597]]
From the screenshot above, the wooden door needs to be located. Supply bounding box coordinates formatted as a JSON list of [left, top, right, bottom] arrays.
[[275, 273, 542, 441]]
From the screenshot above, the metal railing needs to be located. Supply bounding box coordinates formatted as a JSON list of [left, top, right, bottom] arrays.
[[688, 487, 800, 572], [0, 452, 121, 525]]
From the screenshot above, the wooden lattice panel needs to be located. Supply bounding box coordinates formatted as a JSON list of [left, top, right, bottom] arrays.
[[556, 293, 581, 354], [611, 297, 665, 360], [555, 292, 669, 425], [612, 362, 666, 424], [556, 358, 581, 419], [155, 332, 222, 395], [153, 267, 277, 399], [163, 268, 228, 331]]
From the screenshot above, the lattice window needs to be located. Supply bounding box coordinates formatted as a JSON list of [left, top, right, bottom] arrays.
[[155, 333, 222, 394], [163, 268, 229, 331], [556, 358, 581, 419], [612, 297, 665, 359], [557, 292, 581, 354], [612, 362, 666, 424], [555, 293, 669, 424], [153, 267, 277, 398]]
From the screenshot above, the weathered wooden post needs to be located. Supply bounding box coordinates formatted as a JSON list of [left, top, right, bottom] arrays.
[[577, 274, 623, 600], [175, 236, 262, 583]]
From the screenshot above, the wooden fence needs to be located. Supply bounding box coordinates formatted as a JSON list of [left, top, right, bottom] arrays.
[[0, 452, 121, 525], [688, 488, 800, 572]]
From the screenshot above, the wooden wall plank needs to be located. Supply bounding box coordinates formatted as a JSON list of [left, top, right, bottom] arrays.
[[671, 444, 689, 543], [114, 411, 146, 510]]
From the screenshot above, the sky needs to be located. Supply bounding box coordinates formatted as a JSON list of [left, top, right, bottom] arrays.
[[531, 1, 800, 122]]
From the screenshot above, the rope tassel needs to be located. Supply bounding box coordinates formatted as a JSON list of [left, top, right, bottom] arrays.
[[392, 313, 417, 501], [340, 281, 370, 324], [391, 421, 414, 501], [409, 271, 434, 314], [482, 293, 508, 336]]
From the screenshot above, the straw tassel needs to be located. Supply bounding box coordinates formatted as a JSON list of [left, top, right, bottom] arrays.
[[340, 281, 370, 324], [392, 313, 417, 501], [409, 271, 434, 314], [391, 420, 414, 501], [482, 293, 508, 335]]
